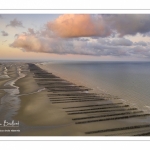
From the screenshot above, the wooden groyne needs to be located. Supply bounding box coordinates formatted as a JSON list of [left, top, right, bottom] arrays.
[[66, 105, 130, 112], [75, 114, 150, 124], [28, 63, 150, 136], [72, 111, 143, 121], [63, 103, 123, 109], [85, 124, 150, 134], [67, 108, 138, 115]]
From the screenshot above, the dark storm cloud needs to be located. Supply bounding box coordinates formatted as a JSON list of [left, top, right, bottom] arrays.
[[1, 31, 8, 36], [6, 18, 24, 28]]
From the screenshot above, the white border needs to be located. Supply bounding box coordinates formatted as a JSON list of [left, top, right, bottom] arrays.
[[0, 0, 150, 10], [1, 7, 150, 141], [0, 136, 149, 141], [1, 9, 150, 14]]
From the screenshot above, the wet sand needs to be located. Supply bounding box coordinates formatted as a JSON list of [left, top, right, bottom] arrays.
[[0, 62, 150, 136], [0, 90, 6, 100], [15, 72, 40, 94]]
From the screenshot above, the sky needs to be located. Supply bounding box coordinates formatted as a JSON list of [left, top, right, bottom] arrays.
[[1, 14, 150, 61]]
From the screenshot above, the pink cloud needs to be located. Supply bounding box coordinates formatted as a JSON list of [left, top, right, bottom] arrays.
[[47, 14, 111, 38]]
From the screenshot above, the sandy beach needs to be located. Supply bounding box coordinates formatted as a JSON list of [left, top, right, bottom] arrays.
[[0, 62, 150, 136]]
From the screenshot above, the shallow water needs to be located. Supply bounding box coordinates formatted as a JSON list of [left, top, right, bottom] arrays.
[[0, 66, 10, 78], [42, 61, 150, 112], [0, 65, 25, 121]]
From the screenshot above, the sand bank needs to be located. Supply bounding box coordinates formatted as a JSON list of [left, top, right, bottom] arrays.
[[15, 73, 40, 94]]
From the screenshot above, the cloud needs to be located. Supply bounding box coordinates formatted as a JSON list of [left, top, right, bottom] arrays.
[[10, 35, 95, 55], [110, 38, 133, 46], [14, 34, 19, 38], [6, 18, 24, 28], [28, 28, 35, 35], [134, 41, 148, 46], [46, 14, 150, 38], [10, 14, 150, 59], [1, 31, 8, 36], [97, 38, 133, 46], [47, 14, 111, 38], [1, 40, 7, 45], [103, 14, 150, 36], [10, 33, 150, 58]]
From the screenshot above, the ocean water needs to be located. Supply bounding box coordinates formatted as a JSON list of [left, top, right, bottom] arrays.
[[43, 61, 150, 112]]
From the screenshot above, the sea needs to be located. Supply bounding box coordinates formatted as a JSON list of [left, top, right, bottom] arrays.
[[42, 61, 150, 112]]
